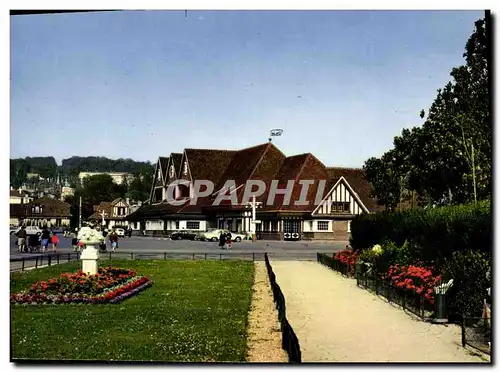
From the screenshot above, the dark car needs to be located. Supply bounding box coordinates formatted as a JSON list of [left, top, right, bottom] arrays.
[[170, 231, 199, 240]]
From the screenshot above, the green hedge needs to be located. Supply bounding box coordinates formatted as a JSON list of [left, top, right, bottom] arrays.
[[350, 200, 492, 266]]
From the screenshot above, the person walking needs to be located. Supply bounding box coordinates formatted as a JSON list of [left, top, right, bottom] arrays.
[[51, 232, 59, 252], [71, 232, 79, 252], [128, 227, 133, 238], [16, 226, 27, 253], [40, 226, 51, 253], [109, 229, 119, 252], [226, 231, 232, 250], [218, 231, 226, 249]]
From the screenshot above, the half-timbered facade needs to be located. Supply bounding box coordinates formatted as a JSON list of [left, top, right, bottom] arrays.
[[88, 198, 131, 229], [128, 142, 384, 240]]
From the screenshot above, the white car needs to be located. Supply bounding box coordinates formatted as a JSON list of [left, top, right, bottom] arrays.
[[114, 228, 125, 237], [200, 229, 248, 242]]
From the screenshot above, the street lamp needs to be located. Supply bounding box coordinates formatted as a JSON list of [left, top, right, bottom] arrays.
[[244, 195, 262, 241]]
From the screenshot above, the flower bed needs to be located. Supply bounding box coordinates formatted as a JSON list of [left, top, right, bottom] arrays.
[[381, 264, 441, 305], [11, 266, 152, 305], [333, 249, 361, 275]]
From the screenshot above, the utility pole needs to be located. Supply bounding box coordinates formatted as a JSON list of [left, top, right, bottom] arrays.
[[78, 196, 82, 229]]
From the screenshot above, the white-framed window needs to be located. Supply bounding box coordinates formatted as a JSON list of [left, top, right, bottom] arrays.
[[317, 221, 329, 231], [309, 221, 313, 231], [186, 221, 200, 230], [175, 221, 180, 230]]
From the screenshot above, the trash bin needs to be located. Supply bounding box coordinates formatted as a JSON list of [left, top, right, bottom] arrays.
[[433, 293, 448, 323]]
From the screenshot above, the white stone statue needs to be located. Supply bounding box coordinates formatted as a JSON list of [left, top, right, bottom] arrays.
[[77, 226, 103, 275]]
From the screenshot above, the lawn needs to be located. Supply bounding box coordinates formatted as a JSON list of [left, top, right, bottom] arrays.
[[11, 259, 255, 362]]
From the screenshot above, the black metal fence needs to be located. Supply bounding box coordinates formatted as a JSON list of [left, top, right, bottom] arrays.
[[264, 253, 302, 363], [461, 316, 491, 355], [356, 271, 434, 320], [317, 253, 352, 277], [317, 253, 433, 321], [10, 252, 81, 272], [10, 251, 272, 272]]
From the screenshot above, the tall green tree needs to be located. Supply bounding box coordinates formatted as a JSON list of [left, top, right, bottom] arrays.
[[364, 16, 491, 207]]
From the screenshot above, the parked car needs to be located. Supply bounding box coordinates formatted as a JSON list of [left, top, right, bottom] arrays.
[[115, 228, 125, 237], [200, 229, 225, 242], [229, 232, 249, 242], [200, 229, 248, 242], [170, 231, 199, 240]]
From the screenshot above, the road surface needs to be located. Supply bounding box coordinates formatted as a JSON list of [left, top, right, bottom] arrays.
[[10, 235, 348, 271]]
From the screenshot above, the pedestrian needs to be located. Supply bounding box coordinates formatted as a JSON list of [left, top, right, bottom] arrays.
[[218, 231, 226, 249], [15, 225, 27, 253], [128, 227, 133, 238], [109, 229, 119, 252], [71, 234, 79, 252], [226, 231, 232, 250], [40, 225, 51, 253], [51, 232, 59, 252]]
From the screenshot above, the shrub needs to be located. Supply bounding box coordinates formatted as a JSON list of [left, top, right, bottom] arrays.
[[381, 263, 441, 305], [349, 200, 492, 265], [441, 250, 491, 320], [334, 250, 360, 275], [359, 248, 379, 264]]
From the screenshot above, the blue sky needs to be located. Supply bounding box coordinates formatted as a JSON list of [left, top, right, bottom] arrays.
[[10, 10, 484, 167]]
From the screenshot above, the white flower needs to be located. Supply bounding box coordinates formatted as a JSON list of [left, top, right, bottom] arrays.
[[372, 244, 383, 254]]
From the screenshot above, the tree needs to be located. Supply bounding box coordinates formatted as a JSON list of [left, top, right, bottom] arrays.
[[363, 150, 404, 211], [364, 16, 491, 207], [10, 159, 29, 188], [126, 168, 154, 203]]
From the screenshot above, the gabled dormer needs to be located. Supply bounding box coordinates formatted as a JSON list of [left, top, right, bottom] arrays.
[[311, 176, 369, 216]]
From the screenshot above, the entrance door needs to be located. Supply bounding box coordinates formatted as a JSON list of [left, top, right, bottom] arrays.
[[283, 219, 301, 241]]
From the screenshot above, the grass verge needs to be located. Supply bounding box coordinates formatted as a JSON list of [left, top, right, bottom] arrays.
[[11, 259, 254, 362]]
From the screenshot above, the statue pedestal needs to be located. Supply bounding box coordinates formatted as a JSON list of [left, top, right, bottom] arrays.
[[81, 244, 99, 275]]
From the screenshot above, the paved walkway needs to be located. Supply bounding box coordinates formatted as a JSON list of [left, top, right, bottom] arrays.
[[270, 261, 489, 362]]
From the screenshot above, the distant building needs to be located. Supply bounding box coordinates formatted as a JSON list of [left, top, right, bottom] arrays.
[[26, 173, 41, 180], [78, 172, 134, 186], [10, 197, 71, 227], [88, 198, 131, 229], [9, 188, 32, 204], [61, 186, 75, 200]]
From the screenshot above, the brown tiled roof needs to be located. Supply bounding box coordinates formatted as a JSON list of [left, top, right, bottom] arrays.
[[325, 167, 384, 212], [127, 201, 186, 220], [262, 154, 330, 212], [184, 149, 237, 183], [213, 143, 271, 192], [10, 190, 28, 197], [20, 197, 71, 218], [159, 157, 169, 182]]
